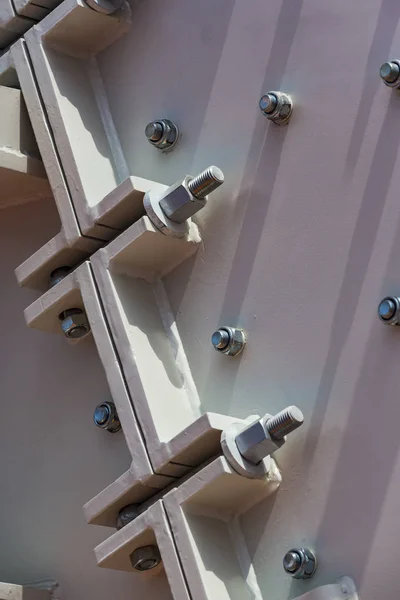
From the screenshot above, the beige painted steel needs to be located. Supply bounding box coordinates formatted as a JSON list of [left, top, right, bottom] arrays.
[[0, 583, 51, 600]]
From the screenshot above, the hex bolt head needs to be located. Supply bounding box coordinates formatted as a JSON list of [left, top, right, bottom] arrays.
[[49, 266, 71, 289], [378, 296, 400, 325], [130, 546, 162, 571], [58, 308, 90, 339], [145, 119, 179, 151], [93, 401, 121, 433], [116, 504, 140, 530], [211, 327, 246, 357], [283, 548, 317, 579], [380, 61, 400, 86], [259, 91, 293, 125]]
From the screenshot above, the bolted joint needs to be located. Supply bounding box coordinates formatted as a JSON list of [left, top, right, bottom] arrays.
[[93, 401, 121, 433], [145, 119, 179, 151], [380, 60, 400, 88], [130, 546, 162, 572], [116, 504, 140, 530], [83, 0, 123, 14], [259, 91, 293, 125], [159, 166, 224, 223], [211, 326, 246, 357], [58, 308, 90, 340], [235, 406, 304, 465], [378, 296, 400, 325], [49, 266, 71, 289], [283, 548, 317, 579]]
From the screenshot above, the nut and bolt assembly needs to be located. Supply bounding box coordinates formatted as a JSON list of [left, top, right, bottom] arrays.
[[145, 119, 179, 151], [49, 266, 71, 288], [259, 91, 293, 125], [211, 326, 246, 357], [283, 548, 317, 579], [130, 546, 162, 571], [378, 296, 400, 325], [58, 308, 90, 339], [158, 165, 224, 223], [235, 406, 304, 465], [380, 60, 400, 88], [116, 504, 140, 530], [93, 401, 121, 433]]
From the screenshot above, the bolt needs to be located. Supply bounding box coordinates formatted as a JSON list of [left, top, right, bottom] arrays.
[[130, 546, 162, 572], [187, 166, 224, 200], [283, 548, 317, 579], [58, 308, 90, 339], [93, 402, 121, 433], [211, 329, 230, 350], [380, 61, 400, 84], [211, 326, 246, 357], [49, 266, 71, 288], [116, 504, 140, 530], [145, 119, 178, 151], [378, 296, 400, 325], [265, 406, 304, 440], [259, 93, 278, 115], [145, 121, 163, 142]]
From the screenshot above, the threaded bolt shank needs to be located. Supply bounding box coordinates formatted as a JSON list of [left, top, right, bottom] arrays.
[[266, 406, 304, 440], [187, 166, 224, 199]]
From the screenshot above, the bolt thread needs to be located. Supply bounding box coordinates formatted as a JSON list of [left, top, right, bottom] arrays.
[[187, 166, 224, 199], [265, 406, 304, 440]]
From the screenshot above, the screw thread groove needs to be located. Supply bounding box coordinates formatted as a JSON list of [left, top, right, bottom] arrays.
[[188, 166, 224, 199], [266, 406, 304, 440]]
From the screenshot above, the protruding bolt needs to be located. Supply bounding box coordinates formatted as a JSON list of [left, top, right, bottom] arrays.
[[378, 296, 400, 325], [58, 308, 90, 339], [259, 91, 293, 125], [130, 546, 162, 572], [49, 266, 71, 288], [145, 121, 164, 142], [283, 548, 317, 579], [211, 326, 246, 357], [116, 504, 140, 530], [265, 406, 304, 440], [93, 401, 121, 433], [259, 93, 278, 115], [187, 166, 224, 200], [145, 119, 179, 151], [380, 61, 400, 85]]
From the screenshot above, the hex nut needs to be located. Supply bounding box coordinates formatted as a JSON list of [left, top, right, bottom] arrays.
[[283, 548, 317, 579], [145, 119, 179, 151], [159, 176, 206, 223], [93, 402, 121, 433], [259, 91, 293, 125], [130, 546, 162, 572], [211, 327, 246, 357], [58, 309, 90, 339]]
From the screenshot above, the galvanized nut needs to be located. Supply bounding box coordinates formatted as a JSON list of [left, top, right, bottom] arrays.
[[145, 119, 179, 151], [380, 60, 400, 88], [58, 308, 90, 339], [259, 91, 293, 125], [93, 402, 121, 433], [283, 548, 317, 579], [378, 296, 400, 325], [49, 266, 71, 289], [211, 326, 246, 357], [116, 504, 140, 530], [130, 546, 162, 571]]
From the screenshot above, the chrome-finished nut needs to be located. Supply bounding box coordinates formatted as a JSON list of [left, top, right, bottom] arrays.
[[58, 308, 90, 339], [93, 402, 121, 433], [259, 91, 293, 125], [145, 119, 179, 151], [283, 548, 317, 579], [159, 176, 205, 223], [380, 60, 400, 88], [130, 546, 162, 571], [211, 326, 246, 357], [378, 296, 400, 325], [116, 504, 140, 530]]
